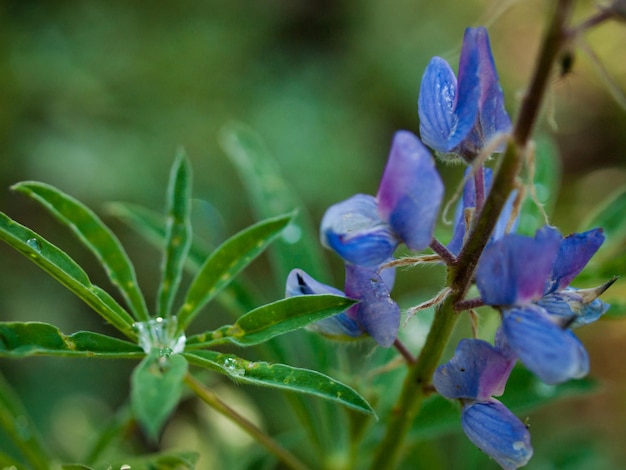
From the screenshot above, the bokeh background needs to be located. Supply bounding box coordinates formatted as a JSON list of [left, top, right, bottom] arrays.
[[1, 0, 625, 468]]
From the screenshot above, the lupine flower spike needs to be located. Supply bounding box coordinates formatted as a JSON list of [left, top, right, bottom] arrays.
[[418, 27, 511, 162]]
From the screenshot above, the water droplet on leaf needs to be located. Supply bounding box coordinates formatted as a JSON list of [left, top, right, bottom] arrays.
[[223, 357, 245, 377], [26, 238, 42, 253]]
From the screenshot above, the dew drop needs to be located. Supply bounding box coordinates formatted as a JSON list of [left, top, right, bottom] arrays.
[[281, 224, 302, 244], [134, 316, 186, 355], [26, 238, 42, 253], [223, 357, 245, 377]]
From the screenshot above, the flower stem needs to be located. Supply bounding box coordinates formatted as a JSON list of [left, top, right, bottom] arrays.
[[184, 373, 310, 470], [429, 238, 457, 266], [394, 338, 416, 364], [368, 2, 575, 468]]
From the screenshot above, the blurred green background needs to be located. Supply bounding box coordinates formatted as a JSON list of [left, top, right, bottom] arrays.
[[1, 0, 625, 468]]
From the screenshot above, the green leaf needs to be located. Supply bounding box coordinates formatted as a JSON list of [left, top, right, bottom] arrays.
[[176, 213, 294, 331], [0, 212, 135, 337], [157, 151, 193, 318], [0, 451, 27, 468], [504, 365, 598, 414], [0, 372, 54, 469], [186, 294, 356, 348], [184, 350, 375, 415], [517, 135, 562, 235], [0, 322, 143, 358], [219, 121, 330, 284], [580, 185, 626, 256], [92, 451, 199, 470], [131, 352, 188, 440], [106, 201, 259, 315], [13, 181, 150, 321]]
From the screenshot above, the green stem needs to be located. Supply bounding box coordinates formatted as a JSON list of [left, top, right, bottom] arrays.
[[369, 1, 575, 468], [184, 373, 310, 470]]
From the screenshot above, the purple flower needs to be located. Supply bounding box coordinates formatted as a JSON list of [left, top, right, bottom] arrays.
[[433, 338, 516, 401], [433, 338, 531, 469], [321, 130, 443, 266], [418, 27, 511, 161], [475, 226, 610, 384], [285, 265, 400, 347], [321, 194, 398, 267]]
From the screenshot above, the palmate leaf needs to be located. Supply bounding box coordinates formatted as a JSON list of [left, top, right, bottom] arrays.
[[131, 351, 188, 440], [186, 294, 356, 348], [219, 121, 330, 285], [184, 350, 375, 415], [0, 322, 142, 358], [0, 212, 135, 337], [13, 181, 150, 322], [106, 202, 260, 315], [175, 212, 294, 331], [157, 151, 192, 318]]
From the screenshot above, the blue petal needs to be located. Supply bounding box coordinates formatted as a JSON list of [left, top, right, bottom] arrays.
[[447, 29, 483, 154], [376, 131, 444, 251], [462, 399, 533, 470], [285, 268, 344, 298], [448, 167, 492, 255], [546, 228, 605, 294], [344, 264, 400, 347], [320, 194, 398, 266], [537, 287, 610, 328], [418, 57, 458, 154], [449, 167, 518, 256], [472, 27, 512, 152], [285, 269, 363, 339], [476, 227, 561, 306], [502, 305, 589, 384], [454, 28, 511, 157], [433, 338, 516, 401]]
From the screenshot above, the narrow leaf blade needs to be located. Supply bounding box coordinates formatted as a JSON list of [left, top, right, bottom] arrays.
[[581, 185, 626, 255], [13, 181, 150, 321], [106, 202, 258, 315], [157, 152, 192, 318], [0, 212, 135, 337], [219, 121, 330, 284], [0, 372, 54, 469], [0, 322, 143, 358], [176, 213, 294, 330], [186, 294, 356, 348], [184, 350, 375, 415], [131, 352, 188, 440]]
